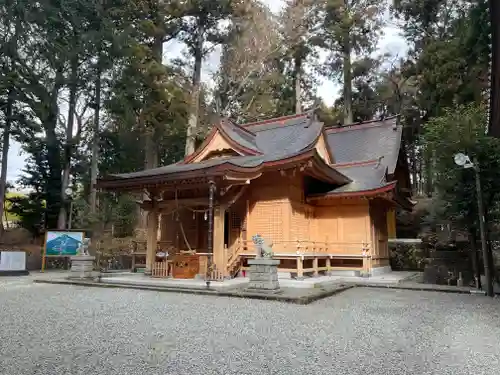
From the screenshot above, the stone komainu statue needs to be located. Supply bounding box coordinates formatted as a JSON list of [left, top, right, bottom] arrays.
[[251, 234, 274, 258]]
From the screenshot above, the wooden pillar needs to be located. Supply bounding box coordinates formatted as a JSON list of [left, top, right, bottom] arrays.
[[213, 206, 226, 277], [144, 210, 159, 276], [206, 180, 216, 286], [387, 207, 396, 239], [296, 256, 304, 280]]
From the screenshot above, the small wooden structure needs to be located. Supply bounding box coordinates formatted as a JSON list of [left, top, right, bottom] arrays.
[[97, 111, 413, 280]]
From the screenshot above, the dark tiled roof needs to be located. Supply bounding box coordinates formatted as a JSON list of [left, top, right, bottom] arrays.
[[325, 117, 401, 174], [219, 119, 261, 154], [327, 161, 388, 194], [109, 155, 264, 179], [251, 113, 322, 160], [102, 112, 405, 198], [106, 112, 323, 180]]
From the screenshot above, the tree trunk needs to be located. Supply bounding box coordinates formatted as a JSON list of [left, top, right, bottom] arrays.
[[293, 52, 302, 114], [0, 9, 20, 236], [470, 229, 482, 289], [410, 144, 417, 194], [489, 0, 500, 137], [184, 25, 204, 157], [424, 153, 433, 197], [45, 69, 64, 230], [0, 88, 14, 237], [139, 28, 163, 229], [58, 55, 79, 229], [89, 59, 102, 215], [342, 32, 353, 125]]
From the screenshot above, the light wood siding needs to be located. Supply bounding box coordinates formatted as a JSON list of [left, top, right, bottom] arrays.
[[314, 200, 371, 254], [369, 200, 390, 266], [247, 172, 291, 243]]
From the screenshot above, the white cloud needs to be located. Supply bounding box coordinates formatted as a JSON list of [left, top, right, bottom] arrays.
[[6, 1, 408, 181]]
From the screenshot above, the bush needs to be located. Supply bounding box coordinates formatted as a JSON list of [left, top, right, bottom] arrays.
[[390, 243, 427, 271]]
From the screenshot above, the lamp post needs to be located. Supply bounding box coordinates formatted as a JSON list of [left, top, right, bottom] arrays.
[[453, 153, 494, 297], [65, 188, 73, 230]]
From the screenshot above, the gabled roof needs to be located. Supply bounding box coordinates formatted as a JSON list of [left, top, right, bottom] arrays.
[[330, 160, 388, 193], [219, 119, 260, 154], [325, 116, 402, 175], [183, 119, 262, 163], [98, 111, 353, 190], [97, 112, 408, 202]]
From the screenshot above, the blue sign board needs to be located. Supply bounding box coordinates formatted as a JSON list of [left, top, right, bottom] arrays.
[[45, 231, 84, 256]]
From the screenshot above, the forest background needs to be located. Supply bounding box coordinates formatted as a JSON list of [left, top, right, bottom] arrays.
[[0, 0, 497, 246]]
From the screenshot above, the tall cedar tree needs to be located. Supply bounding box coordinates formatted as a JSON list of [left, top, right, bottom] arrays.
[[321, 0, 384, 124], [169, 0, 239, 156], [215, 0, 283, 122]]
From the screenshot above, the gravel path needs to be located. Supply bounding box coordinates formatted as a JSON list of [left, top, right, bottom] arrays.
[[1, 278, 500, 375]]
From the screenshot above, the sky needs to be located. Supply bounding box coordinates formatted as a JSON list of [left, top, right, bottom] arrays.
[[6, 0, 408, 184]]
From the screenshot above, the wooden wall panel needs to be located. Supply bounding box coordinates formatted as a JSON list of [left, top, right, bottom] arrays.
[[160, 213, 176, 243], [314, 200, 370, 254], [290, 203, 314, 241], [369, 201, 389, 260], [247, 172, 293, 243], [248, 200, 286, 243]]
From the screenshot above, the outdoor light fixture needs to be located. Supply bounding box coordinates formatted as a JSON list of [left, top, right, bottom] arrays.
[[453, 152, 494, 297], [453, 153, 474, 169]]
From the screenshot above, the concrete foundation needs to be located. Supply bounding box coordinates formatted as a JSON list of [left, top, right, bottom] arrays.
[[328, 270, 361, 277], [370, 266, 392, 276]]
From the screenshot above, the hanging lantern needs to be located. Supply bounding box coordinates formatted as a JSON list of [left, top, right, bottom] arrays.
[[204, 211, 208, 221]]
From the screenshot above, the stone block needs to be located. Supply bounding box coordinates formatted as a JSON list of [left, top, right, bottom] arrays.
[[246, 258, 280, 292], [69, 255, 96, 279]]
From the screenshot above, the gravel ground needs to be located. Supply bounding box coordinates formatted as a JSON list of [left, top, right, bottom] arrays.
[[1, 277, 500, 375]]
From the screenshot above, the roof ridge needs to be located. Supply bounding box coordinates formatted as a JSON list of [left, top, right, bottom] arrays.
[[242, 112, 310, 128], [221, 118, 256, 136], [325, 115, 399, 134], [332, 159, 379, 168]]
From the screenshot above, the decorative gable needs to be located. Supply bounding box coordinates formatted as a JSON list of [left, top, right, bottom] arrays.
[[183, 119, 262, 164], [315, 132, 333, 164], [189, 130, 244, 163]]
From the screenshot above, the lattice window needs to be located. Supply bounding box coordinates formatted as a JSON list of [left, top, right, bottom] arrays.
[[252, 201, 283, 243], [231, 210, 242, 230], [290, 205, 310, 241]]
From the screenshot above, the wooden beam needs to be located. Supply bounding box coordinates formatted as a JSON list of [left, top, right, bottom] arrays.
[[206, 180, 216, 286], [139, 198, 210, 211], [213, 206, 226, 278], [144, 210, 159, 276], [387, 208, 397, 239]]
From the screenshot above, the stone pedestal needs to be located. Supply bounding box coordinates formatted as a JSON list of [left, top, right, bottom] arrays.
[[69, 255, 95, 279], [247, 258, 280, 292]]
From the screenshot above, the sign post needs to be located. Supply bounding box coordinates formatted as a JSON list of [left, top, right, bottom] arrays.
[[41, 230, 85, 272]]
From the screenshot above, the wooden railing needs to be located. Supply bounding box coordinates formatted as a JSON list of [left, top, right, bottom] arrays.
[[197, 253, 226, 281], [152, 261, 170, 278], [239, 240, 371, 256], [225, 239, 245, 278]]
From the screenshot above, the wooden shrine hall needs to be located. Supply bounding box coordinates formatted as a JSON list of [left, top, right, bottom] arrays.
[[97, 110, 413, 281]]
